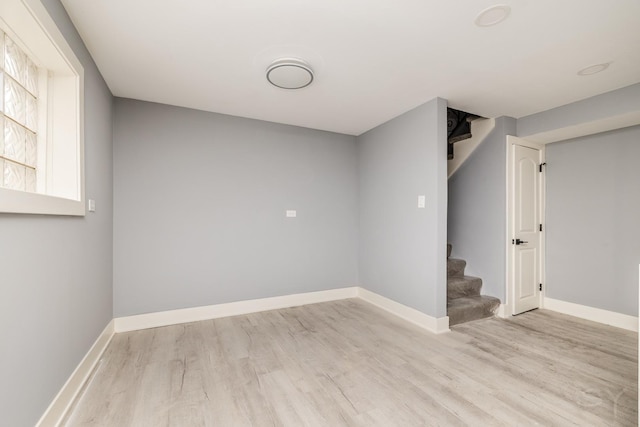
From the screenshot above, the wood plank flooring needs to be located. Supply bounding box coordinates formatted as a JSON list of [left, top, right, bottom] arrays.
[[63, 300, 638, 426]]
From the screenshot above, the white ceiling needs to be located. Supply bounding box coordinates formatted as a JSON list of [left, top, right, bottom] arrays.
[[60, 0, 640, 136]]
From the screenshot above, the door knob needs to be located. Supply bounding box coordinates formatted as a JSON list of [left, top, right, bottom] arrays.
[[515, 238, 528, 245]]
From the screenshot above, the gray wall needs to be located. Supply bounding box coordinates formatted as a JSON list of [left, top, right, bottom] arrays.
[[113, 99, 358, 317], [546, 125, 640, 316], [447, 117, 516, 302], [357, 98, 448, 318], [0, 1, 113, 425]]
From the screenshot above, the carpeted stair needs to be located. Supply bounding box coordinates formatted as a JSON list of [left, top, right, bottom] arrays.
[[447, 243, 500, 326]]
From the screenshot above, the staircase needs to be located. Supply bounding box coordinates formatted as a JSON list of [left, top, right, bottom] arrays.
[[447, 244, 500, 326]]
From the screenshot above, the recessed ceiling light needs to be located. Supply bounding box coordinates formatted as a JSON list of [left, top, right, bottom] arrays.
[[475, 5, 511, 27], [266, 58, 314, 90], [577, 62, 612, 76]]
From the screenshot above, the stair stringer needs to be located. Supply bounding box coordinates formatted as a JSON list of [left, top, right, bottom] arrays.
[[447, 118, 495, 178]]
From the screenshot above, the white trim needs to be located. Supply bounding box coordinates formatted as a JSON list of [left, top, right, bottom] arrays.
[[21, 0, 84, 73], [114, 288, 359, 332], [0, 188, 84, 215], [114, 287, 451, 334], [0, 0, 85, 216], [506, 136, 516, 314], [34, 288, 638, 426], [506, 135, 545, 315], [36, 320, 114, 427], [38, 288, 452, 425], [544, 297, 638, 332], [496, 304, 510, 319], [357, 288, 450, 334]]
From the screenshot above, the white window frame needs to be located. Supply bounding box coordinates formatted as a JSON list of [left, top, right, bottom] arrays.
[[0, 0, 85, 216]]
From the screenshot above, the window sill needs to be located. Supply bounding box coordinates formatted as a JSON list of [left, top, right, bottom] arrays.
[[0, 187, 85, 216]]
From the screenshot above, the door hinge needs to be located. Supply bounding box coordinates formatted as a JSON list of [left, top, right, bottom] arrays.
[[539, 162, 547, 172], [539, 283, 543, 291], [539, 224, 543, 232]]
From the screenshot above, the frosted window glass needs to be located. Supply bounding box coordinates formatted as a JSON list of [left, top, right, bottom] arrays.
[[0, 72, 4, 114], [5, 36, 26, 85], [25, 167, 36, 192], [5, 77, 26, 125], [25, 57, 38, 97], [0, 31, 4, 74], [25, 130, 36, 167], [0, 115, 4, 155], [4, 159, 25, 190], [26, 93, 37, 131], [3, 119, 25, 163], [0, 33, 42, 195]]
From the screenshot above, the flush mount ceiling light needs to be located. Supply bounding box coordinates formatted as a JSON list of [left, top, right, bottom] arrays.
[[475, 5, 511, 27], [266, 58, 314, 89], [577, 62, 612, 76]]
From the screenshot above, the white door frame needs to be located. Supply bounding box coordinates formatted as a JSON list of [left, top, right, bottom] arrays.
[[505, 135, 546, 316]]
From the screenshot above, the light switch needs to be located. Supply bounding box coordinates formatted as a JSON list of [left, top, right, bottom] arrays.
[[88, 199, 96, 212], [418, 195, 426, 208], [286, 210, 297, 218]]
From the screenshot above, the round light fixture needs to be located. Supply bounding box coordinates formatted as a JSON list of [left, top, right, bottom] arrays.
[[577, 62, 612, 76], [475, 5, 511, 27], [266, 58, 314, 89]]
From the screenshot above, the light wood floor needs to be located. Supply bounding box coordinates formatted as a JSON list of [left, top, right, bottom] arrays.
[[63, 299, 638, 426]]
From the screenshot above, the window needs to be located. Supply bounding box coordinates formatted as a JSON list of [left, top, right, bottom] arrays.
[[0, 0, 84, 216], [1, 32, 41, 193]]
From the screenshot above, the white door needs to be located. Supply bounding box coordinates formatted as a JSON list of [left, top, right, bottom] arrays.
[[508, 136, 544, 315]]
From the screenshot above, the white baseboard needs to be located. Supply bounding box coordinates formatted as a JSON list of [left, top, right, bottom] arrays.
[[36, 320, 114, 427], [357, 288, 450, 334], [35, 289, 638, 427], [544, 297, 638, 332], [39, 288, 452, 425], [114, 287, 359, 332], [496, 304, 510, 318], [114, 287, 450, 334]]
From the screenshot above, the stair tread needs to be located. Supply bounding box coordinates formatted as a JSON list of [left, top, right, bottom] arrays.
[[447, 258, 466, 278], [444, 245, 497, 326], [447, 294, 500, 308], [447, 275, 482, 299], [447, 295, 500, 326], [447, 275, 481, 284]]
